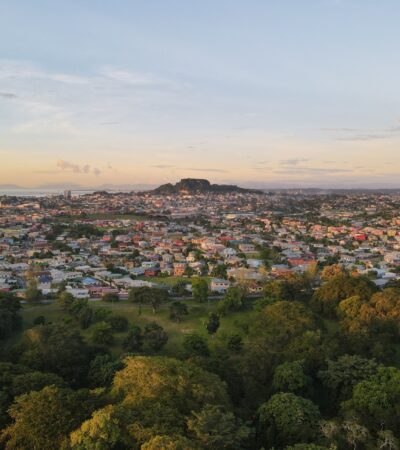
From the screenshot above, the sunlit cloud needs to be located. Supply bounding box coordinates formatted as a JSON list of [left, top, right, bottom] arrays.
[[57, 160, 81, 173]]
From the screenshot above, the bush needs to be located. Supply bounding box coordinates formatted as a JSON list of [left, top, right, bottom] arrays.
[[106, 315, 128, 332]]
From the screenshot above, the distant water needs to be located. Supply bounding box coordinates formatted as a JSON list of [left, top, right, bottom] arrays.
[[0, 189, 96, 198]]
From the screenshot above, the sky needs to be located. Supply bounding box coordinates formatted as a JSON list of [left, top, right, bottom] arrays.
[[1, 0, 400, 188]]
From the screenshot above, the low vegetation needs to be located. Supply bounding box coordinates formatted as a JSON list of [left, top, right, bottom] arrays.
[[1, 269, 400, 449]]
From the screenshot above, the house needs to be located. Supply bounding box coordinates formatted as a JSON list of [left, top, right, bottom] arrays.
[[210, 278, 230, 293], [238, 244, 256, 253], [66, 287, 89, 299], [144, 267, 160, 277], [173, 262, 187, 276]]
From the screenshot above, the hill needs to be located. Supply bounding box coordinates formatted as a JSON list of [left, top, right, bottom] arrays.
[[149, 178, 262, 195]]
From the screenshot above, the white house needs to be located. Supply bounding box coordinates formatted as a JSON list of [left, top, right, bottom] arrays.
[[210, 278, 231, 293]]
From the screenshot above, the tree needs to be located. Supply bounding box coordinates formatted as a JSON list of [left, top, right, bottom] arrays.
[[172, 281, 189, 297], [88, 354, 123, 388], [272, 360, 311, 396], [70, 405, 124, 450], [94, 307, 112, 322], [211, 264, 227, 279], [242, 301, 322, 408], [227, 334, 243, 353], [169, 301, 189, 323], [321, 264, 345, 281], [149, 289, 169, 314], [183, 333, 210, 357], [184, 265, 194, 277], [187, 404, 251, 449], [11, 371, 65, 397], [59, 298, 94, 330], [263, 274, 312, 303], [377, 430, 399, 450], [260, 247, 281, 269], [1, 386, 95, 450], [143, 322, 168, 351], [192, 278, 208, 303], [312, 273, 377, 317], [56, 291, 75, 310], [342, 419, 370, 450], [337, 296, 365, 332], [0, 292, 21, 340], [24, 278, 42, 303], [285, 445, 332, 450], [102, 292, 119, 303], [318, 355, 379, 407], [18, 323, 91, 386], [129, 286, 152, 315], [285, 444, 336, 450], [206, 313, 220, 338], [217, 287, 245, 316], [342, 366, 400, 432], [112, 356, 231, 442], [106, 314, 128, 332], [252, 301, 317, 354], [123, 325, 143, 353], [258, 392, 321, 448], [91, 321, 114, 346], [33, 315, 45, 326], [129, 286, 167, 315], [141, 434, 199, 450]]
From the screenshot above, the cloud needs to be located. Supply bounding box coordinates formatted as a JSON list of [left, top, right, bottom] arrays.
[[280, 158, 309, 166], [151, 164, 175, 169], [273, 167, 352, 175], [253, 166, 271, 172], [183, 167, 228, 173], [336, 134, 389, 142], [100, 67, 166, 86], [56, 160, 101, 176], [320, 127, 359, 132], [321, 123, 400, 141], [57, 159, 81, 173], [0, 92, 17, 99]]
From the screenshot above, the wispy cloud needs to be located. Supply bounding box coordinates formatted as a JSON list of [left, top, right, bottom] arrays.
[[320, 127, 359, 132], [336, 134, 389, 142], [273, 167, 352, 175], [321, 123, 400, 142], [57, 159, 81, 173], [57, 160, 101, 176], [100, 67, 163, 86], [280, 158, 309, 166], [183, 167, 228, 173], [0, 92, 17, 99], [0, 59, 188, 140], [0, 60, 88, 84], [150, 164, 175, 169]]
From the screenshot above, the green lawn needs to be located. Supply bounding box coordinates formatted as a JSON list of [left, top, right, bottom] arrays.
[[137, 275, 210, 287], [71, 213, 147, 221], [20, 300, 257, 357], [55, 213, 148, 222]]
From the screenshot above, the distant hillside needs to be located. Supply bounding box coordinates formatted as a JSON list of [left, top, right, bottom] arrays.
[[149, 178, 262, 195]]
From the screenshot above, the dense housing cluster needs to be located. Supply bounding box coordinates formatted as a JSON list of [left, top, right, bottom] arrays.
[[1, 190, 400, 449]]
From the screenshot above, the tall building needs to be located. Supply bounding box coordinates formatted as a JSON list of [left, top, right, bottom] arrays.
[[64, 190, 72, 200]]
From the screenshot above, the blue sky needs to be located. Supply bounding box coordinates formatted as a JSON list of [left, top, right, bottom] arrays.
[[1, 0, 400, 187]]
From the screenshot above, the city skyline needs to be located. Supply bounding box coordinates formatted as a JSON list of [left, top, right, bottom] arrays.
[[1, 1, 400, 188]]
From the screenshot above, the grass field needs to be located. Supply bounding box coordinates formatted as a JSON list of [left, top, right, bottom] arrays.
[[65, 213, 148, 221], [136, 275, 211, 287], [51, 213, 148, 223], [19, 300, 257, 357]]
